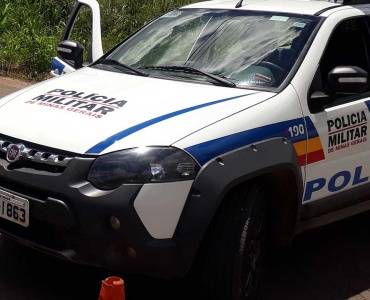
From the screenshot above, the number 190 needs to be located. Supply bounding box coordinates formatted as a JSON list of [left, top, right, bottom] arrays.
[[288, 124, 305, 137]]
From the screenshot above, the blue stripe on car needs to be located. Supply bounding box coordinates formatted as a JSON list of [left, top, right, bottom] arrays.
[[51, 58, 66, 76], [86, 92, 258, 154], [185, 117, 314, 165], [365, 100, 370, 112]]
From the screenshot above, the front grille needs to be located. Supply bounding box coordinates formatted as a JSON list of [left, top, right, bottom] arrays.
[[0, 138, 72, 167], [0, 151, 66, 173]]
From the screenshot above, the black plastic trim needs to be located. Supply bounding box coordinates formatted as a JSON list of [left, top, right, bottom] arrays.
[[172, 138, 303, 269], [343, 0, 370, 5], [314, 5, 342, 16]]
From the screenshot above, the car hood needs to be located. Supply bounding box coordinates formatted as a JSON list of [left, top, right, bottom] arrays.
[[0, 67, 275, 154]]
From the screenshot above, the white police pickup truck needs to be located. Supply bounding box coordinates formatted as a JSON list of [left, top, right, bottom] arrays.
[[1, 0, 370, 299]]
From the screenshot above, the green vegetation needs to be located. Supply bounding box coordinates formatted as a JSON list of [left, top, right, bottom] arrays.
[[0, 0, 200, 81]]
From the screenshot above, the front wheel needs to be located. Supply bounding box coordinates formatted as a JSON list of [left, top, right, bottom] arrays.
[[194, 183, 267, 300]]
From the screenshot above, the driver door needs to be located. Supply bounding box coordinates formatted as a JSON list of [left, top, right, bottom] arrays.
[[50, 0, 103, 78], [302, 16, 370, 215]]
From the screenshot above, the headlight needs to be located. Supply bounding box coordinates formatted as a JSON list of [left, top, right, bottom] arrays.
[[87, 147, 200, 190]]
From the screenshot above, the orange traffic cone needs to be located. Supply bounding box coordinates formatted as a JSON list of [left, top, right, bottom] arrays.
[[98, 276, 125, 300]]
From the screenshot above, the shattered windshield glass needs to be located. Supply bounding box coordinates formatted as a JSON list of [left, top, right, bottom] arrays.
[[101, 9, 320, 89]]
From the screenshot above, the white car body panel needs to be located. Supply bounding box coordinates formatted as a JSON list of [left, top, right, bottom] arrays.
[[175, 84, 305, 168], [134, 180, 194, 239], [0, 67, 273, 155], [186, 0, 342, 14], [290, 8, 369, 202]]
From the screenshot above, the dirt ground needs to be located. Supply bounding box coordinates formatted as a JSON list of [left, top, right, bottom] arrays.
[[0, 76, 34, 97]]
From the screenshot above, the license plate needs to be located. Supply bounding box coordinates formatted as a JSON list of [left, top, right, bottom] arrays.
[[0, 189, 29, 227]]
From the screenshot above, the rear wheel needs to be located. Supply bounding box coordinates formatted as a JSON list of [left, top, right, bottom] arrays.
[[194, 183, 267, 300]]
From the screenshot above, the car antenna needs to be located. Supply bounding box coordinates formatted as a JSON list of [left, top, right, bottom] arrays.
[[235, 0, 243, 8]]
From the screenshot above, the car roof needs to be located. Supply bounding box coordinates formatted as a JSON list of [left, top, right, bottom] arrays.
[[182, 0, 366, 16]]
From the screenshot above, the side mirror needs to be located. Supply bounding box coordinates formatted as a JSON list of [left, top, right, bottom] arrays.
[[327, 65, 368, 95], [57, 40, 84, 69]]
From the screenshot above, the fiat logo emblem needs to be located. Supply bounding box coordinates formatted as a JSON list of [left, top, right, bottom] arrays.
[[6, 144, 24, 163]]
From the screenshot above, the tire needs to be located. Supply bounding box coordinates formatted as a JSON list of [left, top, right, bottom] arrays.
[[194, 182, 267, 300]]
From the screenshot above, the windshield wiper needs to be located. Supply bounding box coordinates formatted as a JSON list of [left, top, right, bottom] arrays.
[[93, 59, 149, 77], [140, 65, 236, 87]]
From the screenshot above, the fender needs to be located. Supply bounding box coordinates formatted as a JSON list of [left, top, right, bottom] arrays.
[[173, 137, 304, 269]]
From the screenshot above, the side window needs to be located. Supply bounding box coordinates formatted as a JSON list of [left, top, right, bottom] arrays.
[[309, 17, 370, 111], [67, 5, 93, 63], [321, 18, 369, 88]]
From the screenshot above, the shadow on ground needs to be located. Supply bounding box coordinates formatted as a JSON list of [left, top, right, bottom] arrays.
[[0, 210, 370, 299]]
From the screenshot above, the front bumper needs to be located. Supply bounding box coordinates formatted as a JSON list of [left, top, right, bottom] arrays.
[[0, 150, 194, 280]]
